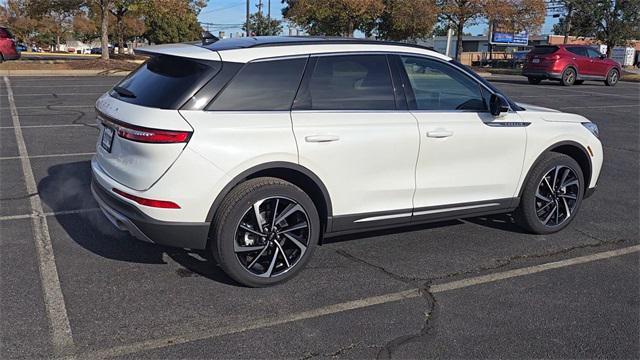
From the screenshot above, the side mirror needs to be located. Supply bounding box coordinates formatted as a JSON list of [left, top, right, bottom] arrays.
[[490, 94, 510, 116]]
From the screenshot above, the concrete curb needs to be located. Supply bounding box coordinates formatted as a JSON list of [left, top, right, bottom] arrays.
[[0, 69, 131, 76]]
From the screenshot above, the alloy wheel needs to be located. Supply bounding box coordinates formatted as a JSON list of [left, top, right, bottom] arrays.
[[233, 197, 310, 278], [563, 69, 575, 85], [609, 71, 618, 84], [535, 166, 580, 227]]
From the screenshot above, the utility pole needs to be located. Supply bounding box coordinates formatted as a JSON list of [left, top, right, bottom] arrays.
[[257, 0, 263, 15], [445, 25, 453, 57], [268, 0, 271, 23], [246, 0, 250, 37]]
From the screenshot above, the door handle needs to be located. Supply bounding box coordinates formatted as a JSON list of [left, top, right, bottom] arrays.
[[305, 135, 340, 143], [427, 130, 454, 138]]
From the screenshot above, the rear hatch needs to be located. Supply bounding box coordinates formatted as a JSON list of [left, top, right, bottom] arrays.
[[95, 45, 221, 191], [526, 46, 559, 68]]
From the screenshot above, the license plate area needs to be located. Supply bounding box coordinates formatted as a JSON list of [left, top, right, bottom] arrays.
[[532, 58, 540, 64], [101, 125, 115, 153]]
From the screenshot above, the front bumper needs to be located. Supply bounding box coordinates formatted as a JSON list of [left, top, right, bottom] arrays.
[[91, 178, 211, 249], [522, 69, 562, 80]]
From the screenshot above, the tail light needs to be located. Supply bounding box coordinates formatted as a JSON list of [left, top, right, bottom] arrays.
[[100, 116, 191, 144], [112, 188, 181, 209], [547, 54, 560, 61]]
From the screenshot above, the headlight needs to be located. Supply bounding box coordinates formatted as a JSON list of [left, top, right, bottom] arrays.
[[581, 122, 599, 138]]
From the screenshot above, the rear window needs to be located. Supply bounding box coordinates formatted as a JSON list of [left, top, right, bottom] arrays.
[[531, 46, 558, 55], [110, 55, 220, 109], [208, 58, 307, 111]]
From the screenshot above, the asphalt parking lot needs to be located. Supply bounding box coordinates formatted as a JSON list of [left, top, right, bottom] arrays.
[[1, 75, 638, 359]]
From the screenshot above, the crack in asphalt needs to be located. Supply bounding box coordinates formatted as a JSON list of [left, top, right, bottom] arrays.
[[0, 192, 39, 201], [300, 342, 384, 359], [333, 235, 631, 358], [376, 284, 437, 360]]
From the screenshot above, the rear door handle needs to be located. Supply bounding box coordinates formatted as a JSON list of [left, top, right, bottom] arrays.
[[305, 135, 340, 143], [427, 130, 454, 138]]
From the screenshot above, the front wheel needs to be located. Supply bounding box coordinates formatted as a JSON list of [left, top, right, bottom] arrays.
[[605, 69, 619, 86], [211, 177, 319, 287], [515, 153, 584, 234]]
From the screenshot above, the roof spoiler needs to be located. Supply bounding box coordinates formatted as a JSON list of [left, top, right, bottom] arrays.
[[133, 43, 222, 62], [201, 31, 219, 46]]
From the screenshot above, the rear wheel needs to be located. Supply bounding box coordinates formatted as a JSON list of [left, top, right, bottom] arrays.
[[211, 177, 319, 287], [515, 153, 584, 234], [561, 68, 576, 86], [605, 69, 619, 86], [527, 77, 542, 85]]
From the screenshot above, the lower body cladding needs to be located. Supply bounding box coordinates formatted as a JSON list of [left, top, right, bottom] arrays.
[[91, 179, 211, 249], [522, 69, 563, 80]]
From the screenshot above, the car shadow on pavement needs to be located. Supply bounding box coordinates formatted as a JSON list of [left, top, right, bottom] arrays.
[[38, 160, 237, 286], [465, 213, 530, 234]]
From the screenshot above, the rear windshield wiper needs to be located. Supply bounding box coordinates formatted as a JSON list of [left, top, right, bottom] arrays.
[[113, 86, 136, 98]]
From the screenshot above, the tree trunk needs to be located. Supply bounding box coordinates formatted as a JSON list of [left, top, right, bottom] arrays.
[[117, 15, 125, 55], [455, 22, 464, 61], [101, 2, 109, 60]]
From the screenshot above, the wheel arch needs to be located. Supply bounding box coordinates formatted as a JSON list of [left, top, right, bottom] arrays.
[[206, 161, 333, 232], [519, 141, 592, 198]]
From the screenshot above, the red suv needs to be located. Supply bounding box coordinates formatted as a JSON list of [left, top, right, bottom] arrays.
[[0, 27, 20, 62], [523, 45, 621, 86]]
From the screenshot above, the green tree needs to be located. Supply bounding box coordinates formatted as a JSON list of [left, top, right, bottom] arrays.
[[28, 0, 84, 51], [377, 0, 438, 41], [243, 11, 282, 36], [283, 0, 384, 37], [436, 0, 483, 60], [557, 0, 640, 56], [143, 0, 204, 44]]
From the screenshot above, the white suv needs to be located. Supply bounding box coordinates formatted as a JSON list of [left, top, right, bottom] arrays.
[[92, 37, 603, 286]]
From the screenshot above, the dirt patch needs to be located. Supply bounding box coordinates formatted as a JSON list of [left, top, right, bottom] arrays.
[[0, 58, 140, 71]]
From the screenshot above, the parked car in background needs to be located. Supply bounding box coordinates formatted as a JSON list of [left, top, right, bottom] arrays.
[[16, 43, 27, 52], [511, 50, 529, 68], [92, 37, 603, 287], [523, 45, 622, 86], [0, 27, 21, 61]]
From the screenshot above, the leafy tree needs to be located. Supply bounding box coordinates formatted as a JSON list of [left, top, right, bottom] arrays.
[[109, 0, 145, 54], [28, 0, 84, 51], [284, 0, 385, 37], [377, 0, 438, 41], [72, 12, 99, 44], [436, 0, 483, 60], [555, 0, 640, 56], [2, 0, 41, 50], [143, 0, 205, 44], [243, 11, 283, 36]]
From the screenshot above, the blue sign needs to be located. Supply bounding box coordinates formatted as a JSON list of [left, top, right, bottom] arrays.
[[491, 29, 529, 46]]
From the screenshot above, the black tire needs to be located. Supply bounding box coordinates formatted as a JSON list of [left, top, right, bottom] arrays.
[[527, 77, 542, 85], [560, 67, 576, 86], [515, 152, 584, 235], [574, 80, 584, 85], [605, 69, 619, 86], [211, 177, 320, 287]]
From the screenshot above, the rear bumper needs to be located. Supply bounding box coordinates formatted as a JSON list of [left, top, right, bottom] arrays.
[[522, 69, 562, 80], [91, 178, 210, 249], [2, 51, 20, 60]]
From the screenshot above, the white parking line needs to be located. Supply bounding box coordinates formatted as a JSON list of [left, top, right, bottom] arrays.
[[0, 105, 94, 110], [0, 124, 89, 129], [0, 208, 100, 221], [3, 77, 76, 358], [77, 244, 639, 359], [560, 104, 640, 110], [0, 152, 96, 161], [0, 92, 104, 97]]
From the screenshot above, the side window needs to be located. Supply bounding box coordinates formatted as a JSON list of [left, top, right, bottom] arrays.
[[299, 55, 396, 110], [208, 57, 307, 111], [587, 48, 602, 58], [401, 56, 487, 111], [567, 47, 588, 57]]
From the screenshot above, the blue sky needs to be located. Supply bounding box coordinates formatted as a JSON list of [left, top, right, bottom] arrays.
[[198, 0, 560, 37]]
